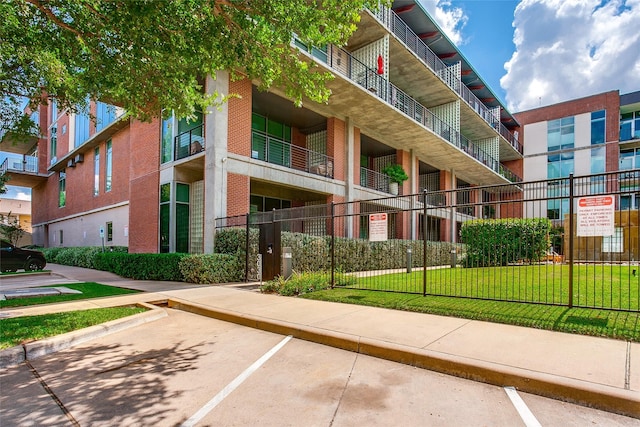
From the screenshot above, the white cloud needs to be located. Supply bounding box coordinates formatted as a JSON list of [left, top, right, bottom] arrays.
[[417, 0, 468, 45], [13, 191, 31, 201], [502, 0, 640, 112]]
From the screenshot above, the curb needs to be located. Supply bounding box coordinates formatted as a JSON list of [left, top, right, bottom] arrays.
[[168, 298, 640, 419], [0, 302, 167, 369]]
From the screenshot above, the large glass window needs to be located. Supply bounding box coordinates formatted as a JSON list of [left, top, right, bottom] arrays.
[[93, 147, 100, 196], [105, 140, 112, 192], [161, 112, 173, 164], [96, 102, 117, 132], [251, 113, 291, 166], [159, 183, 171, 253], [547, 152, 574, 179], [58, 169, 66, 207], [547, 152, 573, 220], [161, 110, 203, 163], [620, 110, 640, 141], [74, 105, 91, 148], [590, 110, 605, 145], [620, 147, 640, 170], [547, 116, 574, 151], [176, 183, 190, 253], [49, 126, 57, 165]]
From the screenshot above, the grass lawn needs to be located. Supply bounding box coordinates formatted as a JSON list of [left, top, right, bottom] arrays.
[[0, 306, 147, 349], [0, 282, 139, 308], [345, 264, 639, 311], [301, 288, 640, 342]]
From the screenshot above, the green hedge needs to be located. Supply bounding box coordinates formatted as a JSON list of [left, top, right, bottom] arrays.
[[214, 228, 462, 275], [460, 218, 551, 267], [94, 252, 186, 281], [41, 246, 128, 269], [179, 254, 244, 284]]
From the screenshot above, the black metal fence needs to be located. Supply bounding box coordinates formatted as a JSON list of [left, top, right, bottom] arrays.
[[215, 170, 639, 312]]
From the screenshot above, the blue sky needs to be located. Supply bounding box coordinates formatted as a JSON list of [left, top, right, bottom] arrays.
[[420, 0, 640, 111]]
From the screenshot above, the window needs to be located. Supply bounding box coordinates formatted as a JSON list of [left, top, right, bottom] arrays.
[[251, 113, 291, 166], [547, 152, 574, 179], [106, 222, 113, 242], [94, 147, 100, 196], [547, 153, 573, 220], [51, 99, 57, 121], [105, 140, 112, 192], [161, 112, 173, 164], [591, 146, 606, 174], [59, 230, 63, 245], [58, 169, 66, 207], [590, 110, 605, 145], [96, 102, 116, 132], [547, 116, 574, 151], [620, 110, 640, 141], [620, 147, 639, 170], [159, 183, 171, 253], [620, 193, 640, 210], [176, 183, 190, 253], [74, 106, 91, 148], [49, 126, 57, 165]]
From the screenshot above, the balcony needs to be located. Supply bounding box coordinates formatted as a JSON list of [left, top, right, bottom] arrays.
[[369, 6, 522, 156], [0, 155, 47, 187], [251, 131, 334, 178], [360, 167, 400, 195], [174, 124, 205, 161], [316, 44, 521, 183]]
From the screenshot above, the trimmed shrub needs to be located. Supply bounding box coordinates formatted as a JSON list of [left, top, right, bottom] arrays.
[[460, 218, 551, 267], [40, 246, 128, 269], [179, 254, 244, 284], [94, 252, 186, 281], [261, 271, 355, 296]]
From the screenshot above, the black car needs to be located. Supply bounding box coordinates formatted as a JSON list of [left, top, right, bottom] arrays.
[[0, 239, 47, 272]]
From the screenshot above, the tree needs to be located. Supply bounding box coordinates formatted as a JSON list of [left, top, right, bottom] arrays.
[[0, 212, 26, 245], [0, 173, 8, 194], [1, 0, 387, 139]]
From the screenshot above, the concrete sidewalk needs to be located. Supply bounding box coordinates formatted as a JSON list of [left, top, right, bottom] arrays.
[[1, 264, 638, 418]]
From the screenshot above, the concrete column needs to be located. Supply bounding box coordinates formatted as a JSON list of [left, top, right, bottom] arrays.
[[204, 71, 230, 254], [409, 150, 418, 240]]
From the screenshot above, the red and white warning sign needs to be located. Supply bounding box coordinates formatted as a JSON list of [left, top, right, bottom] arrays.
[[576, 195, 614, 237], [369, 213, 388, 242]]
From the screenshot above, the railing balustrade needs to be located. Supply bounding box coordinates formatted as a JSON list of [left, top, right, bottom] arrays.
[[251, 131, 334, 178], [174, 124, 205, 161], [360, 167, 398, 194], [372, 6, 522, 154], [0, 155, 38, 174]]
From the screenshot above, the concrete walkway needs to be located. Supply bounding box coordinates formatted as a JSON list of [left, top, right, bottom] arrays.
[[1, 264, 638, 418]]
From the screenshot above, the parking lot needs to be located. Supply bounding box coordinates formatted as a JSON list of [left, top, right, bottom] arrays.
[[1, 308, 637, 426]]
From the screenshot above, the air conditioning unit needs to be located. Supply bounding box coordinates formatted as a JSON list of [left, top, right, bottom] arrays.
[[67, 158, 76, 168], [74, 153, 84, 163]]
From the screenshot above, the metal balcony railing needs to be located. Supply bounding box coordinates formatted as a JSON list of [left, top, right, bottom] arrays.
[[360, 167, 401, 195], [0, 155, 38, 174], [251, 131, 334, 178], [318, 43, 521, 183], [371, 6, 522, 155], [174, 124, 205, 161]]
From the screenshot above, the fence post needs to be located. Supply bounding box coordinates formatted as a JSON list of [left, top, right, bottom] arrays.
[[568, 173, 574, 308], [245, 212, 250, 283], [331, 202, 335, 289], [423, 189, 428, 297]]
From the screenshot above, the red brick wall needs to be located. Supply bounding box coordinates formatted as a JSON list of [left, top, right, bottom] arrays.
[[327, 118, 345, 181], [128, 119, 160, 253], [228, 78, 252, 157], [227, 172, 250, 217]]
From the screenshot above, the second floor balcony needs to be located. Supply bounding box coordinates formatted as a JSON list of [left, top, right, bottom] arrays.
[[0, 154, 47, 187]]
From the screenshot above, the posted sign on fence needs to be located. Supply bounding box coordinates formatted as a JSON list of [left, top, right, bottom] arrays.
[[576, 195, 614, 237], [369, 213, 388, 242]]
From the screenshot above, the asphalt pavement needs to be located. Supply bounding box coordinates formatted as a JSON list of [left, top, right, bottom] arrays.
[[0, 264, 638, 418]]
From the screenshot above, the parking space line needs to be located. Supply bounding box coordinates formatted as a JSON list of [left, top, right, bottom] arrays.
[[180, 335, 293, 427], [504, 386, 542, 427]]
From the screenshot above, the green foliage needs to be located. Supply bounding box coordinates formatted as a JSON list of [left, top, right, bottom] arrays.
[[179, 254, 244, 284], [0, 173, 9, 194], [382, 164, 409, 184], [261, 271, 355, 296], [2, 0, 389, 139], [40, 246, 128, 269], [0, 306, 147, 350], [0, 212, 25, 245], [94, 252, 186, 281], [0, 282, 138, 308], [460, 218, 552, 267]]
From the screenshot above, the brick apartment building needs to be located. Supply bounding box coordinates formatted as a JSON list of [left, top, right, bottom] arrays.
[[514, 90, 640, 219], [1, 1, 527, 253]]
